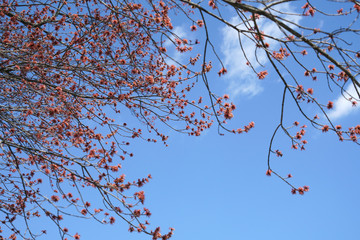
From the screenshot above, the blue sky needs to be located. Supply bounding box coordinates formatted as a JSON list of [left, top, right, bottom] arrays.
[[69, 105, 360, 240], [21, 1, 360, 239], [123, 2, 360, 240]]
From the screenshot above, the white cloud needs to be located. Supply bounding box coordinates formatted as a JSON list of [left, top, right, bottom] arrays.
[[164, 26, 187, 48], [164, 25, 194, 65], [220, 3, 301, 98], [221, 21, 264, 97], [327, 84, 360, 120]]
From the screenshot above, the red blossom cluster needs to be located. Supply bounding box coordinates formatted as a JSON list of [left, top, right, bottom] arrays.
[[1, 0, 360, 238], [218, 67, 228, 76], [302, 3, 315, 16], [272, 47, 290, 60], [275, 150, 283, 157], [257, 70, 268, 79], [291, 186, 310, 195], [0, 0, 235, 238], [208, 0, 217, 9]]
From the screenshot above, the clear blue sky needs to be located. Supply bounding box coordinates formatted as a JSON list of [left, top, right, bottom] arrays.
[[29, 1, 360, 239]]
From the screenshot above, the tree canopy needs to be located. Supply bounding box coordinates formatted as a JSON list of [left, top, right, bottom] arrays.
[[0, 0, 359, 239]]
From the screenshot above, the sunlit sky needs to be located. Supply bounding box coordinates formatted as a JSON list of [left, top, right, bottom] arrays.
[[35, 1, 360, 239]]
